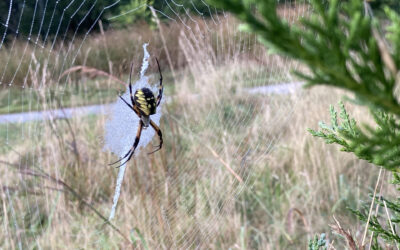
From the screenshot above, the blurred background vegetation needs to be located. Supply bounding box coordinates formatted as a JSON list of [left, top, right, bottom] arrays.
[[0, 0, 229, 88], [0, 0, 394, 40], [0, 0, 396, 87], [0, 0, 220, 40]]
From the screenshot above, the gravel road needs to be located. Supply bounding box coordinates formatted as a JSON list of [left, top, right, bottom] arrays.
[[0, 82, 303, 124]]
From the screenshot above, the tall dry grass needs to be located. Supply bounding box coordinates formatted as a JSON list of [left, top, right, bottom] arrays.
[[0, 15, 260, 88], [0, 9, 394, 250], [1, 70, 389, 249]]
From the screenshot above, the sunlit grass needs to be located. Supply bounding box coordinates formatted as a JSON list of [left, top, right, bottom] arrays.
[[0, 68, 386, 249]]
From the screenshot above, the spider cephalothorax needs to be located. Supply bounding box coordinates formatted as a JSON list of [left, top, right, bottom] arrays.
[[109, 58, 163, 168]]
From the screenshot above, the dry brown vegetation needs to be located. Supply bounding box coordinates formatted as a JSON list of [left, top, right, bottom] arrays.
[[0, 7, 395, 250], [0, 15, 261, 88]]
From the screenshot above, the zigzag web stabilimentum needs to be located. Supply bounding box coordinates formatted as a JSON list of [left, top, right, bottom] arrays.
[[0, 0, 311, 248], [104, 43, 164, 220]]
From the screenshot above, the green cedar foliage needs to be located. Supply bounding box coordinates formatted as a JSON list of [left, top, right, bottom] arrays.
[[348, 173, 400, 247], [208, 0, 400, 115], [308, 233, 327, 250], [207, 0, 400, 247], [308, 102, 400, 172]]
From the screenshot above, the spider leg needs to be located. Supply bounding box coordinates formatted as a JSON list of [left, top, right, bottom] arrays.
[[119, 95, 140, 116], [115, 152, 134, 168], [155, 58, 163, 107], [109, 121, 144, 168], [119, 95, 134, 110], [128, 61, 137, 108], [148, 119, 163, 155], [108, 148, 132, 166], [109, 96, 141, 166]]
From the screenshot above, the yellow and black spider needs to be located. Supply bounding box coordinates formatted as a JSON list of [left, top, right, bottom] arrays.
[[110, 58, 163, 168]]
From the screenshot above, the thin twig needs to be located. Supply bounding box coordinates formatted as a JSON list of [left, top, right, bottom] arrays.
[[98, 20, 113, 78], [368, 169, 386, 249], [383, 200, 399, 250], [150, 6, 177, 81], [59, 66, 126, 85], [1, 133, 133, 245], [361, 167, 383, 246], [18, 167, 133, 245], [331, 215, 358, 250], [168, 114, 243, 183], [206, 144, 243, 183], [286, 207, 309, 234], [0, 160, 19, 168], [56, 99, 81, 169]]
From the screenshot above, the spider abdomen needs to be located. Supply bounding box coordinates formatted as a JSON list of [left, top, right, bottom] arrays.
[[133, 88, 157, 116]]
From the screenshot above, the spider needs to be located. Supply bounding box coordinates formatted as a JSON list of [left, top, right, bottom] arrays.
[[109, 58, 163, 168]]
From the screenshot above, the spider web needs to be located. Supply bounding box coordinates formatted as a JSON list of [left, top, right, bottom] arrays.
[[0, 0, 311, 248]]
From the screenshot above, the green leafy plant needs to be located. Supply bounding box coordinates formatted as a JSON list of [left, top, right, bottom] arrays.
[[208, 0, 400, 247], [112, 0, 155, 27], [308, 233, 327, 250], [308, 102, 400, 172], [310, 101, 400, 247], [208, 0, 400, 114]]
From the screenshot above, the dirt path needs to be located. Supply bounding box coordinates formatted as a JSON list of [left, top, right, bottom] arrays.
[[0, 82, 303, 124]]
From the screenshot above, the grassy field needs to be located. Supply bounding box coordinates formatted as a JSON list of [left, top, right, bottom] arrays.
[[0, 9, 392, 250], [1, 82, 387, 249]]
